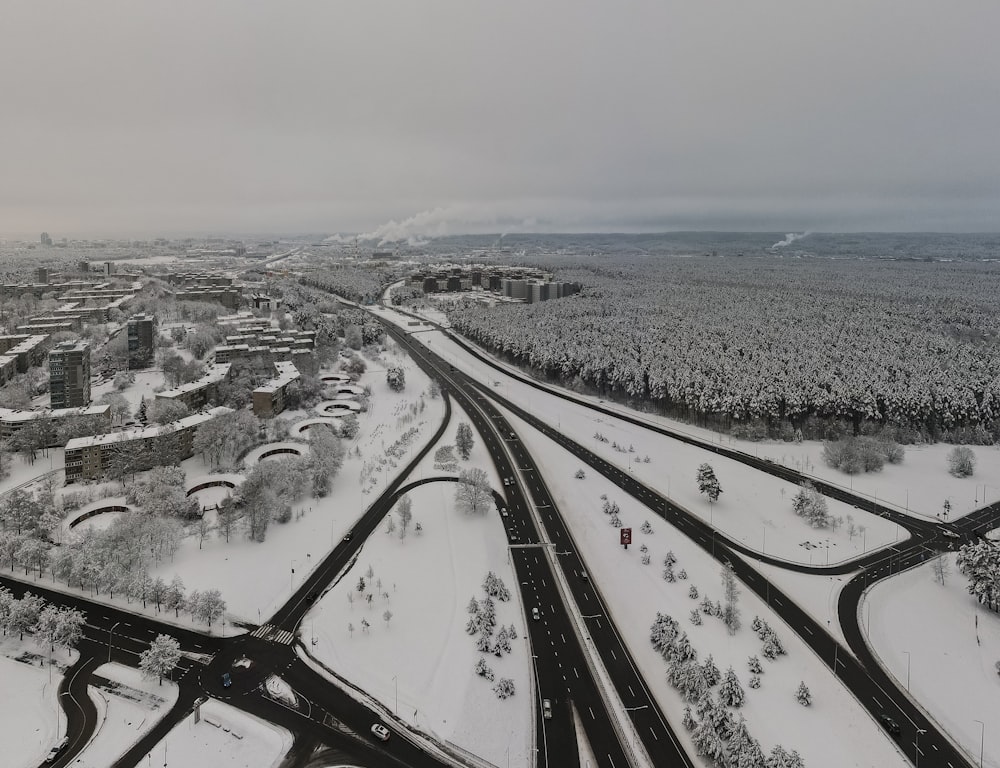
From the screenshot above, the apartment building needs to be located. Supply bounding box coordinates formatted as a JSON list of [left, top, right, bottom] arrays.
[[64, 406, 232, 483], [252, 361, 300, 418], [48, 340, 91, 409]]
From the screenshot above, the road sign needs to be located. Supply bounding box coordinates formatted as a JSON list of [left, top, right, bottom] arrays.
[[621, 528, 632, 548]]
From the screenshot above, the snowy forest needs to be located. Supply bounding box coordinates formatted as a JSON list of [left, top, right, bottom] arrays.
[[440, 256, 1000, 443]]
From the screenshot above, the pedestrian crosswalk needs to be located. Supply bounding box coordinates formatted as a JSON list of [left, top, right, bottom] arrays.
[[250, 624, 296, 645]]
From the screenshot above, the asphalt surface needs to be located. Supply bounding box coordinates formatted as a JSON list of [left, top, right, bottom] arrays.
[[384, 320, 693, 768]]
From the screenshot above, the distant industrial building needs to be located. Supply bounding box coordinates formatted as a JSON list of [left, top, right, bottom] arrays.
[[48, 340, 91, 409], [171, 287, 241, 310], [40, 233, 52, 246], [64, 406, 232, 483], [252, 361, 300, 418], [127, 314, 155, 369]]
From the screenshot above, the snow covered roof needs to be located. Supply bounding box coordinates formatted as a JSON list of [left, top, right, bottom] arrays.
[[65, 406, 233, 451], [156, 363, 231, 398], [0, 404, 110, 423]]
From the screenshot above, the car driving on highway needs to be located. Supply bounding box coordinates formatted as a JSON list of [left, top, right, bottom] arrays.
[[371, 723, 391, 741]]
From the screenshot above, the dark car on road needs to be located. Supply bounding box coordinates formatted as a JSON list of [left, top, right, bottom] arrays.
[[878, 714, 900, 737], [221, 672, 232, 688]]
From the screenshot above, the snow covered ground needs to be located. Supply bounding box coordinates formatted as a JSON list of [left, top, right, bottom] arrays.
[[145, 339, 445, 623], [303, 480, 533, 768], [379, 303, 1000, 523], [372, 309, 902, 567], [502, 406, 909, 768], [74, 662, 178, 767], [867, 554, 1000, 768], [0, 649, 65, 768], [139, 698, 293, 768]]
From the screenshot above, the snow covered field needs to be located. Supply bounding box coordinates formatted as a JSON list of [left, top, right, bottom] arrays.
[[867, 554, 1000, 768], [379, 303, 1000, 523], [304, 480, 532, 768], [0, 651, 64, 768], [503, 407, 909, 768], [145, 341, 444, 623], [74, 662, 178, 767], [140, 698, 293, 768]]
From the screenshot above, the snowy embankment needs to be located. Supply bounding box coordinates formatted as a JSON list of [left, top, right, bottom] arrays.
[[140, 698, 292, 768], [73, 663, 178, 767], [303, 479, 532, 768], [147, 340, 444, 623], [867, 553, 1000, 768], [501, 404, 909, 768]]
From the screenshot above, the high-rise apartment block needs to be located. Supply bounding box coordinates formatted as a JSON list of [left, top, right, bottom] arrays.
[[127, 314, 155, 369], [48, 340, 91, 409]]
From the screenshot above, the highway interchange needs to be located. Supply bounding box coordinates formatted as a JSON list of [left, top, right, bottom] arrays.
[[2, 290, 997, 768]]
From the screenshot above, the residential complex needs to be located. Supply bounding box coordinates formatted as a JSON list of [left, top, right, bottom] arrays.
[[252, 361, 300, 418], [64, 406, 233, 483], [407, 265, 580, 303], [48, 340, 91, 409], [0, 404, 111, 447], [155, 363, 231, 410], [126, 314, 155, 369]]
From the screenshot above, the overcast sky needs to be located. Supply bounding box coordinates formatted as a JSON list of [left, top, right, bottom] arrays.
[[2, 1, 997, 239]]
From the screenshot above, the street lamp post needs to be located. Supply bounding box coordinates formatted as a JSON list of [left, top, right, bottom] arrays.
[[108, 621, 121, 663], [903, 650, 911, 692], [392, 675, 398, 715], [915, 728, 926, 768], [974, 719, 985, 768]]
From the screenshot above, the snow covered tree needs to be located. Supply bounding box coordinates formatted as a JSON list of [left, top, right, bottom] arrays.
[[948, 446, 976, 477], [678, 569, 688, 580], [748, 655, 763, 674], [493, 678, 515, 699], [795, 681, 811, 706], [702, 654, 721, 687], [455, 468, 493, 515], [383, 610, 393, 626], [397, 495, 413, 539], [193, 589, 226, 626], [492, 625, 511, 656], [718, 667, 745, 707], [691, 718, 725, 763], [455, 422, 475, 460], [165, 576, 186, 617], [385, 366, 406, 392], [721, 561, 741, 635], [689, 585, 699, 600], [932, 554, 950, 586], [748, 675, 761, 690], [309, 427, 346, 497], [696, 464, 722, 503], [574, 468, 586, 479], [791, 482, 830, 528], [640, 520, 653, 534], [340, 413, 361, 440], [483, 572, 511, 601], [690, 610, 702, 625], [682, 705, 697, 731], [139, 634, 182, 685], [475, 658, 495, 680], [957, 540, 1000, 607]]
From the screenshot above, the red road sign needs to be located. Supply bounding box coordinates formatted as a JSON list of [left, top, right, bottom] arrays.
[[620, 528, 632, 547]]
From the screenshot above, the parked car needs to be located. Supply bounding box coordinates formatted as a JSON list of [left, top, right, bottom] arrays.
[[371, 723, 391, 741]]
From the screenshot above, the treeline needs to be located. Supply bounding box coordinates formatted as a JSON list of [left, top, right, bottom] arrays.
[[441, 256, 1000, 443]]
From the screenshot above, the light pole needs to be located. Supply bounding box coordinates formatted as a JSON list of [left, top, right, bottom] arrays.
[[903, 650, 911, 692], [974, 719, 984, 768], [392, 675, 398, 715], [915, 728, 926, 768], [762, 524, 766, 556], [108, 621, 121, 663]]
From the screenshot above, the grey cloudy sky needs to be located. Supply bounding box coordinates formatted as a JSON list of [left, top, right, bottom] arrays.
[[2, 1, 997, 239]]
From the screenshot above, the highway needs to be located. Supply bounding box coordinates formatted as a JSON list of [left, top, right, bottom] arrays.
[[371, 300, 993, 768]]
